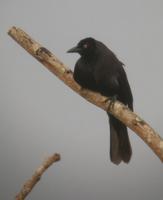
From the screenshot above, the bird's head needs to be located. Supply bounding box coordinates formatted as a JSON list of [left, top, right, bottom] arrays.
[[67, 37, 96, 56]]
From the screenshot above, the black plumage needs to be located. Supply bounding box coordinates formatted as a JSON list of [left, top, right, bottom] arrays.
[[67, 37, 133, 164]]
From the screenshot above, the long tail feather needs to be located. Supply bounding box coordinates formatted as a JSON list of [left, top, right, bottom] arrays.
[[108, 113, 132, 164]]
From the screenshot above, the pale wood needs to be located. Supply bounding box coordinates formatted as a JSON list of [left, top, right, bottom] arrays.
[[8, 27, 163, 162], [15, 153, 60, 200]]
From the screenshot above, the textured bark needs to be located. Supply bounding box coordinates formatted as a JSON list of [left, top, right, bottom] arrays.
[[15, 153, 60, 200], [8, 27, 163, 162]]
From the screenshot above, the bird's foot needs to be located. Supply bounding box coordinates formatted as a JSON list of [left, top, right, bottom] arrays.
[[107, 95, 118, 111]]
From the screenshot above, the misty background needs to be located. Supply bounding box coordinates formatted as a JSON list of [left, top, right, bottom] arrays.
[[0, 0, 163, 199]]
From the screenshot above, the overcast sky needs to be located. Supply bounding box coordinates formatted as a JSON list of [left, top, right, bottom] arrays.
[[0, 0, 163, 199]]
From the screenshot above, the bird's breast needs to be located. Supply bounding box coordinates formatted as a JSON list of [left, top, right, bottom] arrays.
[[73, 61, 98, 91]]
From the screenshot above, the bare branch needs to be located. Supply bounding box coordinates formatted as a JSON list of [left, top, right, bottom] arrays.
[[15, 153, 60, 200], [8, 27, 163, 162]]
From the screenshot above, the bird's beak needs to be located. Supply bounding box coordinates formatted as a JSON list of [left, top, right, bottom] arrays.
[[67, 46, 81, 53]]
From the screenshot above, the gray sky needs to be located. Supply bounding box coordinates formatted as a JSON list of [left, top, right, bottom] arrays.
[[0, 0, 163, 199]]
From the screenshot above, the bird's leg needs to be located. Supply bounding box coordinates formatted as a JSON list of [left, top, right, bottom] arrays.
[[107, 95, 118, 111]]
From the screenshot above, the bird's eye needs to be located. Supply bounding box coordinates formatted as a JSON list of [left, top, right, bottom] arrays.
[[83, 43, 88, 48]]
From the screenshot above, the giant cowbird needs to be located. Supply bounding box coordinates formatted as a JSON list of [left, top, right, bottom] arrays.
[[67, 38, 133, 164]]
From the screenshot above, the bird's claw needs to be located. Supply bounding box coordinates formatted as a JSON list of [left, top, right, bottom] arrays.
[[108, 95, 118, 111]]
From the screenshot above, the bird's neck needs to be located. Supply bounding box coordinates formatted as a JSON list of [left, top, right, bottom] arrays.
[[81, 51, 98, 62]]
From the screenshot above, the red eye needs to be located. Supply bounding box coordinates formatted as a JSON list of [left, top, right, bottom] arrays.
[[83, 43, 88, 48]]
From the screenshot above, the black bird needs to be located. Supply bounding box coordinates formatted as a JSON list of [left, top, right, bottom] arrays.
[[67, 38, 133, 164]]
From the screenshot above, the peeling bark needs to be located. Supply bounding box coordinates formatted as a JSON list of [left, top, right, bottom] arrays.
[[8, 27, 163, 162]]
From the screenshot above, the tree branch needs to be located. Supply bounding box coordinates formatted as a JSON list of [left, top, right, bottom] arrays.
[[15, 153, 60, 200], [8, 26, 163, 162]]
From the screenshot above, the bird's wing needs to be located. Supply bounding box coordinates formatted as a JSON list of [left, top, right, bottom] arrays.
[[118, 67, 133, 110], [93, 58, 120, 97]]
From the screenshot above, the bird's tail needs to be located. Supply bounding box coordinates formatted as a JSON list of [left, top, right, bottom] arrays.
[[108, 113, 132, 164]]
